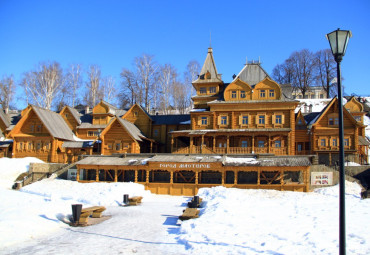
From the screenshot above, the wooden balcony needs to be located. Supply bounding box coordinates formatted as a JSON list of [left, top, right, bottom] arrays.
[[173, 146, 288, 155]]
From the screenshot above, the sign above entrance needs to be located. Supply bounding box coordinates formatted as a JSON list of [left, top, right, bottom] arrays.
[[157, 163, 211, 169]]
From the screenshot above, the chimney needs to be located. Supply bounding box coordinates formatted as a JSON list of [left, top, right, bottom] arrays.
[[85, 105, 90, 113], [5, 107, 9, 114]]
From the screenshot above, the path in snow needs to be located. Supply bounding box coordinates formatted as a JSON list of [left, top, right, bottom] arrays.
[[2, 195, 190, 255]]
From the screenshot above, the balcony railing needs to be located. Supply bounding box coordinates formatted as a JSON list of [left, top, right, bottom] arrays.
[[173, 146, 290, 155]]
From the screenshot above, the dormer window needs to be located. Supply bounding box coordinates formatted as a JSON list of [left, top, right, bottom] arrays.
[[205, 71, 211, 79], [209, 87, 216, 93], [200, 87, 207, 94]]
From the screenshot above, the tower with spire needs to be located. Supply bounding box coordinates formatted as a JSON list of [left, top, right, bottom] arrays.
[[191, 47, 224, 109]]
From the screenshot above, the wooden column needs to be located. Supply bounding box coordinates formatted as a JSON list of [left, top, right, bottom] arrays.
[[190, 136, 194, 154], [76, 167, 80, 182], [51, 139, 57, 163], [134, 169, 138, 183], [150, 141, 153, 153], [146, 170, 150, 184], [170, 136, 174, 153], [252, 134, 255, 153], [195, 171, 198, 184], [213, 136, 216, 151], [201, 135, 204, 154], [234, 170, 238, 185], [221, 171, 225, 185], [226, 135, 230, 154], [96, 166, 99, 182], [114, 167, 118, 182], [170, 171, 173, 184], [268, 134, 271, 154], [257, 168, 260, 185]]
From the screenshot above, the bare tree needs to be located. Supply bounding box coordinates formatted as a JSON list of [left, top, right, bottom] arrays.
[[134, 54, 158, 112], [158, 64, 177, 114], [120, 68, 139, 107], [172, 81, 190, 114], [101, 76, 116, 104], [0, 75, 15, 110], [85, 65, 103, 107], [314, 49, 336, 98], [66, 64, 83, 107], [184, 60, 200, 96], [21, 62, 64, 110]]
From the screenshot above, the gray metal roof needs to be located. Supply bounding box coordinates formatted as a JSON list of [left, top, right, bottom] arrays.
[[32, 105, 74, 141], [149, 154, 223, 163], [116, 117, 146, 142], [207, 99, 298, 105], [233, 63, 271, 86], [223, 156, 311, 167], [76, 156, 150, 166], [0, 109, 10, 128], [78, 123, 107, 129], [62, 141, 94, 148], [100, 100, 127, 116], [66, 106, 82, 125]]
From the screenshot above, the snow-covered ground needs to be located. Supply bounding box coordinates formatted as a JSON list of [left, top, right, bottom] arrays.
[[1, 158, 370, 254]]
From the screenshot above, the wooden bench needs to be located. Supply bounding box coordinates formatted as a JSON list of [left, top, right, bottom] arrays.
[[179, 208, 200, 221], [78, 206, 106, 225], [128, 196, 143, 206]]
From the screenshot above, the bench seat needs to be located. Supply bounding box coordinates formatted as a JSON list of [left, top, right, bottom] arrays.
[[179, 208, 200, 221], [78, 206, 106, 224]]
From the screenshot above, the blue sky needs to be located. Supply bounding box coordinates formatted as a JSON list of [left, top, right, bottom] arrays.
[[1, 0, 369, 109]]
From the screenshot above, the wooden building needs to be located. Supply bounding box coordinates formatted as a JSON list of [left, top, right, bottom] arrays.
[[76, 154, 311, 195], [171, 47, 299, 156], [7, 105, 75, 162]]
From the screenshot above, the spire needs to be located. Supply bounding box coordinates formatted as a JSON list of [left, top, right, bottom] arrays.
[[195, 47, 222, 83]]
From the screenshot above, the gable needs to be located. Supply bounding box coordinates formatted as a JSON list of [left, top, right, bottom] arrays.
[[252, 78, 281, 100], [224, 78, 252, 101], [93, 102, 110, 114], [122, 104, 152, 137]]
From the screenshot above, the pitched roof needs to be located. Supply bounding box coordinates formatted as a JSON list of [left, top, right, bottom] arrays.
[[233, 63, 271, 86], [151, 114, 190, 125], [31, 105, 75, 140], [66, 106, 82, 125], [0, 109, 10, 128], [116, 117, 146, 142], [62, 141, 94, 148], [193, 47, 222, 83], [99, 100, 127, 116]]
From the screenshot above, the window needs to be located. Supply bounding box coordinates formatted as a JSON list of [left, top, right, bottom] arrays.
[[231, 91, 237, 99], [320, 94, 324, 99], [242, 116, 248, 125], [241, 141, 248, 147], [329, 117, 339, 126], [36, 142, 41, 151], [45, 142, 50, 150], [297, 144, 302, 151], [154, 129, 159, 137], [320, 139, 326, 147], [240, 91, 246, 98], [258, 141, 265, 147], [65, 113, 69, 118], [115, 143, 121, 151], [209, 87, 216, 93], [298, 118, 302, 125], [275, 140, 281, 148], [30, 125, 34, 133], [354, 116, 361, 122], [201, 117, 208, 125], [344, 138, 349, 147], [332, 139, 337, 147], [260, 90, 266, 98], [220, 116, 227, 125], [259, 115, 265, 125], [36, 125, 42, 132], [28, 142, 33, 150], [275, 115, 282, 124], [269, 90, 275, 98], [200, 87, 206, 94], [134, 111, 138, 117], [19, 142, 23, 151]]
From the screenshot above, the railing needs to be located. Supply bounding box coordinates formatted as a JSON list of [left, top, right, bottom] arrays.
[[228, 147, 252, 154], [214, 147, 226, 154], [270, 147, 287, 155], [173, 147, 189, 154], [254, 147, 268, 153]]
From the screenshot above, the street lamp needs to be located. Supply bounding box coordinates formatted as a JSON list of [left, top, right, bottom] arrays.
[[326, 28, 352, 255]]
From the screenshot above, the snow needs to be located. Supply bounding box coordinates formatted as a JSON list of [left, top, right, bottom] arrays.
[[295, 98, 331, 113], [190, 109, 207, 112], [1, 158, 370, 254], [223, 156, 259, 165]]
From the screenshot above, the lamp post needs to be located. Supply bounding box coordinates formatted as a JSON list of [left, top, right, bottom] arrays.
[[326, 28, 352, 255], [97, 128, 102, 155]]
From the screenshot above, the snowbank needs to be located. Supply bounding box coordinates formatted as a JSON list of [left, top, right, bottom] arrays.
[[0, 157, 44, 189]]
